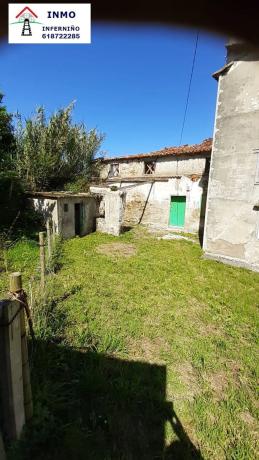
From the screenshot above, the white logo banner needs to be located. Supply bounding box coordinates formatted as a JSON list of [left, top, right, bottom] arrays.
[[8, 3, 91, 44]]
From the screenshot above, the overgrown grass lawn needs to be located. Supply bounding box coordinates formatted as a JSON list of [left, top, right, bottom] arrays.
[[2, 228, 259, 459]]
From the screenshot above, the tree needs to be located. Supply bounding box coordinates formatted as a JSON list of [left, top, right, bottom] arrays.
[[0, 93, 16, 169], [16, 103, 104, 191]]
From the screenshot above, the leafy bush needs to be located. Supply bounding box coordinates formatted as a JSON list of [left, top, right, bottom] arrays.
[[0, 93, 16, 170], [0, 172, 24, 231], [0, 172, 44, 238], [63, 177, 90, 193], [15, 103, 104, 191]]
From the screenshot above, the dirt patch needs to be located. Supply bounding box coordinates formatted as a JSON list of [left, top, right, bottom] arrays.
[[239, 411, 257, 427], [239, 412, 259, 441], [128, 336, 170, 364], [226, 360, 243, 387], [176, 362, 200, 400], [96, 243, 137, 258], [197, 322, 225, 338], [205, 371, 228, 400]]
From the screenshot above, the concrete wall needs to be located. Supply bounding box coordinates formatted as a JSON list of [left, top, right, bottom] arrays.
[[203, 47, 259, 271], [33, 198, 60, 232], [58, 197, 96, 239], [95, 190, 126, 236]]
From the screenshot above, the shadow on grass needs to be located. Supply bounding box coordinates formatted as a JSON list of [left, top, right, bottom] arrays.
[[9, 341, 203, 460], [121, 225, 133, 234]]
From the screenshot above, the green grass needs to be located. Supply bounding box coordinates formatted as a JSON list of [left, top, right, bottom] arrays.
[[0, 239, 39, 293], [1, 227, 258, 459]]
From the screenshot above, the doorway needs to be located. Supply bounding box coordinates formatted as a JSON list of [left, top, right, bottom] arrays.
[[169, 196, 186, 227], [74, 203, 82, 236]]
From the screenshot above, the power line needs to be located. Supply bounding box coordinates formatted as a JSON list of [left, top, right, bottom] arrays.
[[179, 31, 199, 145]]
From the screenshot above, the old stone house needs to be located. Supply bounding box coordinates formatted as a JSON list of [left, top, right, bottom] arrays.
[[203, 40, 259, 271], [96, 139, 212, 235]]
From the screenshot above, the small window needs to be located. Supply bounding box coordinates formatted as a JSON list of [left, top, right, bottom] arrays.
[[144, 160, 156, 175], [254, 149, 259, 184], [109, 163, 119, 177], [64, 203, 68, 212]]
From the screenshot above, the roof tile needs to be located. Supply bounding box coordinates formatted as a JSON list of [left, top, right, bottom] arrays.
[[102, 138, 212, 162]]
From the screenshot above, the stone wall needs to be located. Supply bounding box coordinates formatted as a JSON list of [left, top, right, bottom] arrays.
[[97, 154, 209, 235], [203, 46, 259, 271], [100, 156, 207, 179], [116, 176, 207, 233]]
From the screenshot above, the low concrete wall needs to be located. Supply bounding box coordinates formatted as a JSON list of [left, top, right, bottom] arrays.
[[104, 190, 126, 236], [91, 187, 126, 236]]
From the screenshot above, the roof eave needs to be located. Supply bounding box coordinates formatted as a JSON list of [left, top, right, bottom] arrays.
[[212, 61, 233, 80], [101, 150, 211, 163]]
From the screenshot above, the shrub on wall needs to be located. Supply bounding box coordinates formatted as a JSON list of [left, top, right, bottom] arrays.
[[0, 172, 43, 237], [0, 172, 24, 231]]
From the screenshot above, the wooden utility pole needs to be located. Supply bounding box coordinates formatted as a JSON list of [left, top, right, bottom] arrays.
[[0, 275, 25, 440], [9, 273, 33, 422], [39, 232, 45, 289], [0, 272, 33, 441]]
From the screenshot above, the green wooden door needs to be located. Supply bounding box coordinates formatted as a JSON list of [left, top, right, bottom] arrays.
[[169, 196, 186, 227]]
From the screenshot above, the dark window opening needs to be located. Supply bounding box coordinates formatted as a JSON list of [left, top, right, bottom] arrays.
[[109, 163, 119, 177], [64, 203, 68, 212], [145, 161, 156, 175], [96, 196, 105, 218], [205, 158, 211, 174]]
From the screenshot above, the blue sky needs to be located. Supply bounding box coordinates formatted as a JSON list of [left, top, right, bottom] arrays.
[[0, 23, 226, 157]]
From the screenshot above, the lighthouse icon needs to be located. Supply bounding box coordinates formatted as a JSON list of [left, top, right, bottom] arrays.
[[15, 6, 38, 36]]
